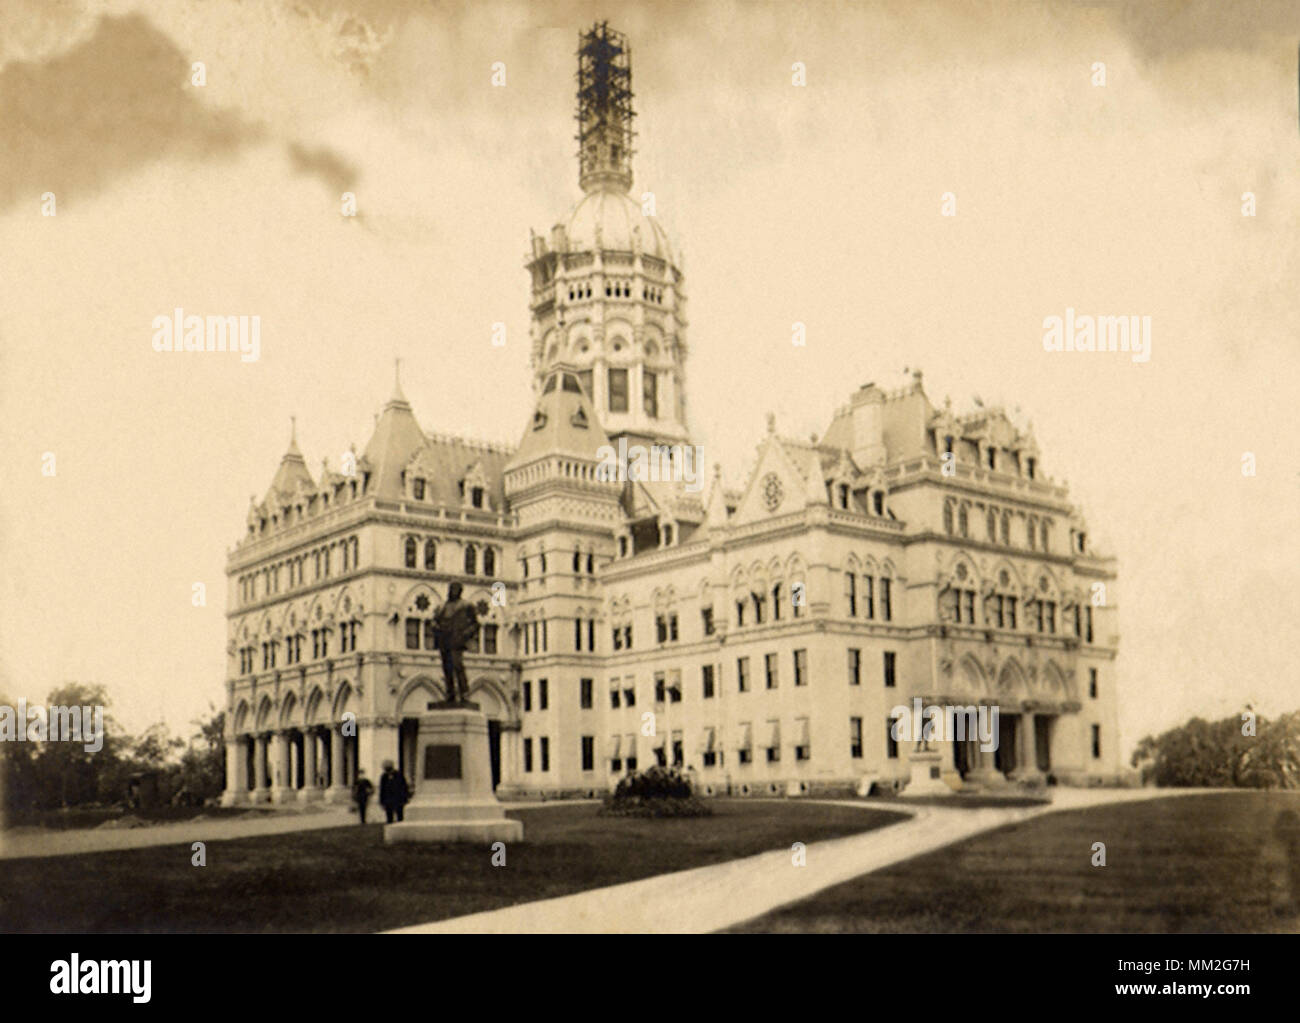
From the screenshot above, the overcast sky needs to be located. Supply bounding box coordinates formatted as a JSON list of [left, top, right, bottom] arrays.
[[2, 0, 1297, 756]]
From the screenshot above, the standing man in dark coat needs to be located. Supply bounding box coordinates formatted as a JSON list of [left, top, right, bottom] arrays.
[[379, 759, 410, 823], [352, 768, 374, 825], [434, 582, 481, 704]]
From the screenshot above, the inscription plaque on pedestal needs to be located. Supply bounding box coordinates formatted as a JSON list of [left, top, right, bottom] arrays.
[[424, 745, 462, 780]]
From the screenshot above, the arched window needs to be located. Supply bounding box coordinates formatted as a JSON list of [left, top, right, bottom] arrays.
[[1040, 520, 1050, 551], [986, 509, 997, 541], [1026, 517, 1036, 550], [958, 504, 969, 537], [464, 544, 477, 575], [586, 553, 594, 574], [1001, 513, 1011, 546], [573, 550, 581, 572], [404, 537, 417, 569], [484, 547, 496, 576], [424, 539, 436, 570], [943, 500, 954, 535]]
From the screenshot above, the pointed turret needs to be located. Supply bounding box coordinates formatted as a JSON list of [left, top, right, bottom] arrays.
[[264, 416, 315, 504], [362, 363, 427, 499]]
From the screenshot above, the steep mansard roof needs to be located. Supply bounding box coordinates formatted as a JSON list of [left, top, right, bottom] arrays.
[[507, 367, 612, 469]]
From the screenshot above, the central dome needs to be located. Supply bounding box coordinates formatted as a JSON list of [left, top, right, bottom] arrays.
[[564, 189, 673, 263]]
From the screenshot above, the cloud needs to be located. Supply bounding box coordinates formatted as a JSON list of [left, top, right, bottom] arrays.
[[286, 140, 359, 193], [0, 12, 264, 214]]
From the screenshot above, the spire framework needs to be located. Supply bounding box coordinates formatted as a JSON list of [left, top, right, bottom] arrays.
[[576, 21, 635, 193]]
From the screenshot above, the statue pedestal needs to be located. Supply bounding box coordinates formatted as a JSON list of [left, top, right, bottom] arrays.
[[384, 707, 523, 844], [905, 749, 960, 795]]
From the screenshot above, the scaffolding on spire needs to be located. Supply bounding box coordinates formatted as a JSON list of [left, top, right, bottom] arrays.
[[576, 21, 635, 193]]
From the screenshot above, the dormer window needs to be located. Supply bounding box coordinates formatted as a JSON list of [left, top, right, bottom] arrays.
[[1026, 457, 1036, 480], [987, 448, 996, 470], [412, 478, 426, 500], [838, 484, 849, 510], [471, 487, 484, 509], [872, 490, 884, 516], [944, 435, 954, 455]]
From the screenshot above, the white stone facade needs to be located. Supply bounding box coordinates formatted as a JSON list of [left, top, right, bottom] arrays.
[[219, 26, 1121, 807]]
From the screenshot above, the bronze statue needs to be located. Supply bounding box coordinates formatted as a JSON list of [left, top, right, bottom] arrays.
[[434, 582, 481, 704]]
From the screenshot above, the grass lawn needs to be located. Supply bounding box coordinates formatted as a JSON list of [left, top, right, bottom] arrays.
[[0, 800, 903, 933], [730, 791, 1300, 933]]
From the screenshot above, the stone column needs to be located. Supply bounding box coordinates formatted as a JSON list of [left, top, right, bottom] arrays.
[[326, 728, 348, 803], [303, 729, 321, 800], [220, 738, 248, 806], [366, 721, 400, 783], [963, 727, 1001, 790], [271, 731, 296, 803], [254, 734, 271, 803]]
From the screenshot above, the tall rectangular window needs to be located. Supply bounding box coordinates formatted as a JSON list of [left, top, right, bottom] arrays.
[[405, 618, 420, 650], [522, 681, 532, 712], [580, 677, 593, 709], [523, 738, 533, 772], [654, 672, 666, 703], [608, 367, 629, 413], [737, 656, 750, 693], [846, 572, 857, 616], [765, 652, 778, 689], [1086, 606, 1094, 643], [587, 619, 595, 652], [576, 618, 583, 650], [483, 624, 498, 654], [864, 576, 875, 619], [880, 578, 892, 621], [643, 370, 658, 418], [701, 607, 715, 635], [581, 736, 594, 771], [1089, 668, 1098, 699], [540, 736, 550, 772], [794, 648, 807, 687], [886, 716, 899, 759], [848, 648, 861, 686], [1091, 725, 1101, 759], [702, 664, 716, 699], [884, 651, 896, 688], [539, 678, 549, 710], [850, 716, 863, 759]]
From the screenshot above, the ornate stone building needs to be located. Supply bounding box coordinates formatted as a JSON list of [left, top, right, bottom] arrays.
[[220, 24, 1120, 806]]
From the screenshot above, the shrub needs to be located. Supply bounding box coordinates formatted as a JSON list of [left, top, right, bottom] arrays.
[[599, 766, 712, 818]]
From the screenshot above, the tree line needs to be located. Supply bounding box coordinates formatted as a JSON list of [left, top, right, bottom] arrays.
[[1130, 709, 1300, 788], [1, 683, 225, 822]]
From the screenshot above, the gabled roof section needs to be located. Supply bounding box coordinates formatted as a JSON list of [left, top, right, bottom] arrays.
[[507, 367, 611, 470], [728, 427, 824, 526]]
